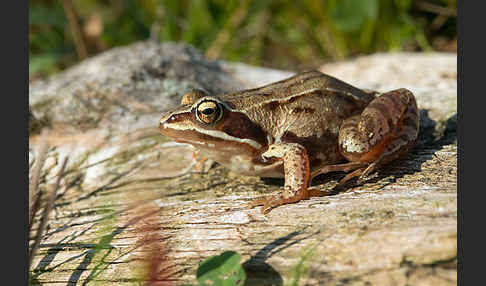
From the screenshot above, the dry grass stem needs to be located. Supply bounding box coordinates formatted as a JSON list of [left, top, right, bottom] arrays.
[[134, 207, 178, 286], [29, 131, 50, 231], [28, 156, 69, 268], [61, 0, 88, 60]]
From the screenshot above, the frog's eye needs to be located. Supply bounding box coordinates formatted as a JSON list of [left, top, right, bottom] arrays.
[[195, 100, 223, 124]]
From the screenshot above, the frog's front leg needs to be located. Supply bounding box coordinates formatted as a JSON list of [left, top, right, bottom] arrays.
[[250, 143, 322, 214], [313, 88, 419, 186], [190, 150, 215, 173]]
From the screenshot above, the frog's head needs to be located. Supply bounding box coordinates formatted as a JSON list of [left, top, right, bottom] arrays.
[[159, 89, 267, 154]]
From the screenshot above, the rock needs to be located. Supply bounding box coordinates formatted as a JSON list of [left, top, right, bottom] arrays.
[[29, 41, 456, 286], [319, 52, 457, 127], [29, 41, 245, 134]]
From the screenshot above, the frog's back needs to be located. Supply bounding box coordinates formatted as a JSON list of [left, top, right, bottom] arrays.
[[220, 70, 374, 110], [221, 71, 374, 138]]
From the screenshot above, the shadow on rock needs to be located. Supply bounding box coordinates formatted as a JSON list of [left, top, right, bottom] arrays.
[[242, 227, 320, 286]]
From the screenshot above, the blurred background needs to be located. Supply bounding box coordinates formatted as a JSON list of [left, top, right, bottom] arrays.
[[29, 0, 457, 80]]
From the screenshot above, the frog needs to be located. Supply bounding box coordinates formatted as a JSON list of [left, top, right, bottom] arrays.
[[159, 70, 419, 214]]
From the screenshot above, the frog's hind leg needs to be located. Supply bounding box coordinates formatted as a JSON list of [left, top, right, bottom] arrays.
[[328, 88, 419, 186]]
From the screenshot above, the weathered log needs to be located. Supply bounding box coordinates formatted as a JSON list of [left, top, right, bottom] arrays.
[[29, 42, 456, 285]]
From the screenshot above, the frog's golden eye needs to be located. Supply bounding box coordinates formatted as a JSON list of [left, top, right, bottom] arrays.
[[195, 100, 223, 124]]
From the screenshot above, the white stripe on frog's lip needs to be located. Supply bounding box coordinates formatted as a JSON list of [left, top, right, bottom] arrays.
[[174, 138, 216, 148], [163, 121, 263, 150]]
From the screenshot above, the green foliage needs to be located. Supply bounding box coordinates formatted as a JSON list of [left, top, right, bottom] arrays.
[[329, 0, 378, 32], [29, 1, 76, 75], [185, 251, 246, 286], [29, 0, 457, 77]]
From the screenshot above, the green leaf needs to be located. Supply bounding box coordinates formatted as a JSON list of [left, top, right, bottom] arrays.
[[329, 0, 379, 32], [196, 251, 246, 286]]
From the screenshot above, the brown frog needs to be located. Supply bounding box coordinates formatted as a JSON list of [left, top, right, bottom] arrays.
[[159, 71, 419, 214]]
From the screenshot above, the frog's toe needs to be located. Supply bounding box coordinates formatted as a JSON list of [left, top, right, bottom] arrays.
[[247, 196, 276, 214], [247, 196, 267, 208]]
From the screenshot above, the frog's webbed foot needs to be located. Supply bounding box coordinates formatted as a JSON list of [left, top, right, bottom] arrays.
[[315, 157, 386, 188], [248, 187, 301, 214], [311, 161, 370, 188], [311, 161, 368, 179], [335, 165, 370, 188], [248, 187, 324, 214]]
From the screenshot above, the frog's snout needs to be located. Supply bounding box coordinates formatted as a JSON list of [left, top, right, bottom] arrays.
[[159, 112, 182, 134], [158, 115, 169, 133]]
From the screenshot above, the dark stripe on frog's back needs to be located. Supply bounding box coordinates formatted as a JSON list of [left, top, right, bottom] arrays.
[[218, 70, 375, 111]]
